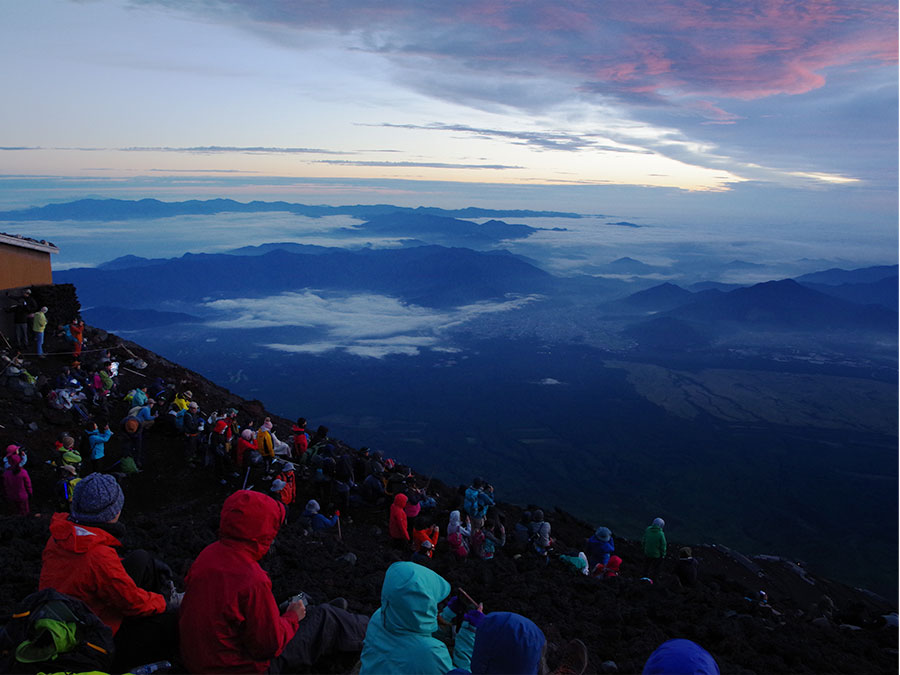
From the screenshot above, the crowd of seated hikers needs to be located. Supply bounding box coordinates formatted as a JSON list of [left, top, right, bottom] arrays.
[[1, 301, 861, 674]]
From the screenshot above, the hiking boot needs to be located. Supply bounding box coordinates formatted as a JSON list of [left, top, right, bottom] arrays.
[[553, 639, 588, 675]]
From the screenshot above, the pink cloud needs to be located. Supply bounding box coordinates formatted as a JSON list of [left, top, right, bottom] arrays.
[[176, 0, 897, 104]]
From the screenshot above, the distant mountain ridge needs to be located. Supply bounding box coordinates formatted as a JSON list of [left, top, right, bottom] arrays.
[[57, 245, 555, 309], [0, 198, 582, 221], [666, 278, 896, 332]]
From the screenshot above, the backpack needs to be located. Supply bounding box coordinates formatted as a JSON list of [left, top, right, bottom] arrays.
[[0, 588, 115, 674], [119, 456, 139, 475], [448, 531, 469, 558], [274, 469, 296, 505]]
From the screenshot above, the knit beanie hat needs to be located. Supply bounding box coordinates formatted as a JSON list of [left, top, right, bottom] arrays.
[[71, 473, 124, 524], [652, 517, 665, 528]]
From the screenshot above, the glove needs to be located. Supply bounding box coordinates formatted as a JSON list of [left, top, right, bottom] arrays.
[[166, 592, 184, 612], [334, 510, 341, 517], [446, 596, 460, 614], [464, 609, 486, 628]]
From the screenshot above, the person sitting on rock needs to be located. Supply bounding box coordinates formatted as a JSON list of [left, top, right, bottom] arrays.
[[592, 554, 622, 579], [642, 638, 720, 674], [179, 490, 368, 674], [586, 526, 614, 570], [38, 473, 180, 669], [361, 469, 388, 506], [641, 517, 667, 582], [482, 517, 506, 561], [54, 463, 81, 511], [360, 561, 478, 673], [447, 510, 471, 560], [529, 510, 553, 558], [301, 499, 340, 533], [445, 611, 590, 675], [172, 389, 192, 411], [560, 551, 590, 575], [130, 385, 149, 409], [135, 399, 158, 431], [412, 516, 440, 557]]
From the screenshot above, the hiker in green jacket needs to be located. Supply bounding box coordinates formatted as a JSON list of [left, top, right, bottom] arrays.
[[641, 517, 667, 582]]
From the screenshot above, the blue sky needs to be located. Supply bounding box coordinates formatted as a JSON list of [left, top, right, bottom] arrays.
[[0, 0, 897, 250]]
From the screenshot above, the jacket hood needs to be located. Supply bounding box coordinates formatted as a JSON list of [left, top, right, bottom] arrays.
[[606, 555, 622, 571], [449, 510, 461, 526], [48, 512, 120, 554], [219, 490, 285, 561], [379, 561, 450, 636], [642, 639, 719, 675], [392, 493, 408, 508], [469, 612, 545, 674]]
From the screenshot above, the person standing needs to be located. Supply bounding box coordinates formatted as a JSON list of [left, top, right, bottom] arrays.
[[2, 454, 32, 515], [6, 288, 36, 348], [32, 306, 48, 357], [69, 318, 85, 359], [641, 517, 667, 582]]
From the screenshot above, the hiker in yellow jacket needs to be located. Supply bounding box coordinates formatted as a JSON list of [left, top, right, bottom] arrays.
[[257, 418, 275, 472]]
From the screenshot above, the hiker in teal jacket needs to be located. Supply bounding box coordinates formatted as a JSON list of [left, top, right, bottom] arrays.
[[360, 561, 476, 674], [641, 517, 667, 582]]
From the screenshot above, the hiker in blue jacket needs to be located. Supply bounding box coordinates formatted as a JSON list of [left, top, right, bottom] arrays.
[[586, 526, 615, 570], [301, 499, 340, 532], [464, 478, 494, 520], [448, 612, 544, 674], [642, 638, 720, 674], [360, 561, 477, 674], [86, 421, 113, 473]]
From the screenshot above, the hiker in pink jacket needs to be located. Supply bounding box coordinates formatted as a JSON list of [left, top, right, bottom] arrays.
[[3, 454, 33, 515]]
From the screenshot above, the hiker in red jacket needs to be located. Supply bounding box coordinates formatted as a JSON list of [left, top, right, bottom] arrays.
[[179, 490, 368, 673], [389, 492, 411, 549], [291, 417, 309, 462], [38, 473, 179, 668]]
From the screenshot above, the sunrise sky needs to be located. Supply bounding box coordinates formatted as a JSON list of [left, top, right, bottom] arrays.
[[0, 0, 897, 228]]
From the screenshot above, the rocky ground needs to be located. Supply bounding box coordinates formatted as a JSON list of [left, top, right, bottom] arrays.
[[0, 313, 896, 674]]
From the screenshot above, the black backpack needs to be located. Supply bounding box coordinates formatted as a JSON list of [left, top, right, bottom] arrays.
[[0, 588, 115, 673]]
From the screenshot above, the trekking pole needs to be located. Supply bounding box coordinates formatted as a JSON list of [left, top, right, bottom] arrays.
[[121, 366, 148, 378], [241, 466, 251, 490], [336, 513, 343, 541], [0, 330, 12, 351]]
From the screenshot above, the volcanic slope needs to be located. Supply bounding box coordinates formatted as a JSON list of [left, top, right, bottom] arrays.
[[0, 324, 896, 674]]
